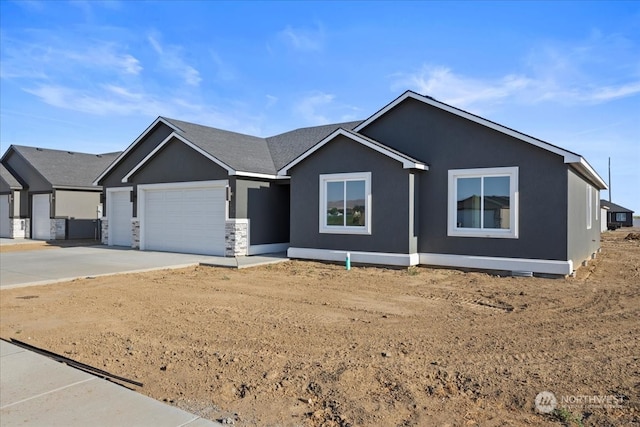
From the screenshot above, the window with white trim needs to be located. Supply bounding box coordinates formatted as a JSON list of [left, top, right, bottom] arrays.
[[586, 184, 592, 229], [319, 172, 371, 234], [448, 167, 518, 238]]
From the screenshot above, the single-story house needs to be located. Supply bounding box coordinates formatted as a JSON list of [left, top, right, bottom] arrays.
[[600, 200, 634, 228], [1, 145, 120, 240], [0, 163, 27, 238], [96, 91, 607, 276]]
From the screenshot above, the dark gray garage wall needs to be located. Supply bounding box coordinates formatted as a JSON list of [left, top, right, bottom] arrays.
[[289, 135, 414, 254], [359, 98, 569, 261], [567, 168, 601, 265], [100, 122, 175, 188], [233, 178, 290, 245]]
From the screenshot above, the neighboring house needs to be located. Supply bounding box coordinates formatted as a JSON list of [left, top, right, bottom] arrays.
[[93, 118, 360, 256], [278, 91, 607, 276], [600, 200, 634, 228], [1, 145, 120, 240], [0, 163, 27, 238], [96, 90, 607, 276]]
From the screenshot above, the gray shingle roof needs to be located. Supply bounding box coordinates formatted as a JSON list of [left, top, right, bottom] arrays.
[[1, 163, 23, 189], [601, 200, 634, 213], [162, 117, 276, 175], [9, 145, 121, 189], [266, 121, 363, 171], [160, 118, 363, 175]]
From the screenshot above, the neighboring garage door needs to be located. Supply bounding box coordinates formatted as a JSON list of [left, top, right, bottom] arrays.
[[140, 182, 227, 256], [108, 190, 132, 247], [0, 194, 10, 238], [32, 194, 51, 240]]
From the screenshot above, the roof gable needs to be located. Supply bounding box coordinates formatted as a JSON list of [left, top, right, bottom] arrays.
[[3, 145, 120, 190], [354, 91, 607, 189], [0, 163, 23, 189], [277, 128, 427, 176]]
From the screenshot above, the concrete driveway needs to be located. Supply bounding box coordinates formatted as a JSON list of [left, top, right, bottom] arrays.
[[0, 245, 287, 289]]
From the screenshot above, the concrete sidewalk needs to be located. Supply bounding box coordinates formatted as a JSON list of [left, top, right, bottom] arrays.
[[1, 245, 288, 289], [0, 339, 222, 427]]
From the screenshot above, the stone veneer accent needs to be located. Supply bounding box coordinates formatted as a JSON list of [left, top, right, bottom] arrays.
[[225, 219, 248, 257], [132, 219, 140, 249], [51, 218, 66, 240], [7, 218, 29, 239], [101, 218, 108, 245]]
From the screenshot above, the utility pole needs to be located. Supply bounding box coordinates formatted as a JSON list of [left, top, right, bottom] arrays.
[[608, 157, 611, 202]]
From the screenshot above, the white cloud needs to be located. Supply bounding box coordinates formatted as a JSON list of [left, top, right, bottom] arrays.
[[278, 24, 325, 51], [147, 33, 202, 86], [392, 32, 640, 111], [294, 92, 335, 124]]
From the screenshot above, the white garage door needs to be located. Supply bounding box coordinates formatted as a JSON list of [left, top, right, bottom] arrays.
[[108, 190, 132, 247], [0, 195, 10, 238], [32, 194, 51, 240], [141, 183, 227, 256]]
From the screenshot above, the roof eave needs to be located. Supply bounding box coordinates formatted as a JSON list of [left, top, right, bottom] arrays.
[[571, 158, 608, 190]]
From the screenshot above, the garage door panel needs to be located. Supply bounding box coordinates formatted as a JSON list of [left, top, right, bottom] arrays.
[[32, 194, 50, 240], [109, 191, 132, 247], [142, 185, 226, 256], [0, 195, 10, 238]]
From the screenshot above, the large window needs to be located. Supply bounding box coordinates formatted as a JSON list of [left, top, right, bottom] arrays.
[[448, 167, 518, 238], [319, 172, 371, 234], [615, 212, 627, 222]]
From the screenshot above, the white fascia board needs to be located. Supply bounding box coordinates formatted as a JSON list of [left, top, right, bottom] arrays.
[[121, 132, 236, 183], [577, 158, 608, 190], [231, 171, 290, 180], [93, 117, 180, 186], [354, 91, 584, 163], [278, 128, 426, 176]]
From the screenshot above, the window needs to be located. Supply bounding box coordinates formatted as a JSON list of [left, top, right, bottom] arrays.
[[615, 212, 627, 222], [586, 184, 592, 229], [448, 167, 518, 238], [319, 172, 371, 234]]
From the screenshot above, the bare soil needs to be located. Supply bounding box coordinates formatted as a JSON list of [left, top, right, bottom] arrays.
[[1, 229, 639, 426], [0, 239, 99, 253]]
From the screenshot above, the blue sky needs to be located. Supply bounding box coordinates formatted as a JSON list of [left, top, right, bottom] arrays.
[[1, 1, 638, 213]]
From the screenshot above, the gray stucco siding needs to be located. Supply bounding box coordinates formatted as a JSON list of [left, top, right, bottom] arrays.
[[359, 97, 570, 261], [3, 152, 51, 193], [99, 122, 174, 188], [567, 168, 601, 265], [234, 178, 290, 245], [289, 135, 414, 254]]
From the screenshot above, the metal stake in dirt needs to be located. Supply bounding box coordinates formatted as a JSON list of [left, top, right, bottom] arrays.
[[346, 252, 351, 270]]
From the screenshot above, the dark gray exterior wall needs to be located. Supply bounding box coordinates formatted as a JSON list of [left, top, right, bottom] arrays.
[[359, 98, 570, 261], [100, 122, 174, 188], [289, 135, 414, 254], [234, 178, 290, 245], [567, 168, 601, 265], [3, 152, 51, 193]]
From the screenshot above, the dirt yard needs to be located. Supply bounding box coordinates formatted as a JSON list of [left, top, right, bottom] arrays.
[[1, 229, 639, 426]]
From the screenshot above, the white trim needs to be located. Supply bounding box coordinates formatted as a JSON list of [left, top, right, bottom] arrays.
[[231, 171, 289, 180], [319, 172, 372, 235], [586, 183, 593, 229], [137, 180, 229, 251], [248, 242, 290, 255], [225, 218, 249, 224], [419, 253, 573, 276], [278, 128, 427, 176], [105, 186, 133, 246], [122, 133, 236, 183], [447, 166, 519, 239], [352, 91, 607, 189], [94, 117, 181, 185], [288, 247, 419, 267]]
